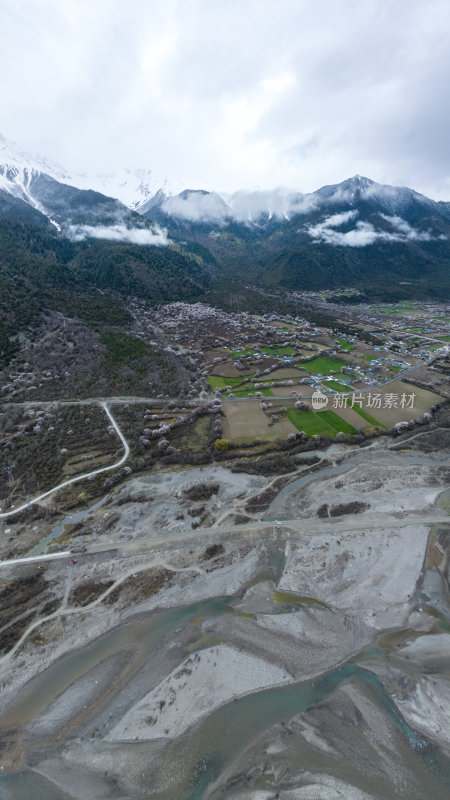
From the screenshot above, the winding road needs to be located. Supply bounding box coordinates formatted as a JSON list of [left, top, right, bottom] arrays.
[[0, 403, 129, 521], [0, 352, 445, 524]]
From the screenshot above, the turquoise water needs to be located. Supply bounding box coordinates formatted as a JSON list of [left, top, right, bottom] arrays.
[[154, 662, 450, 800], [26, 495, 109, 556], [0, 772, 75, 800], [2, 603, 449, 800]]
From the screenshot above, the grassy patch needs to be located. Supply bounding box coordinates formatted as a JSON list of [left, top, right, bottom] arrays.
[[338, 339, 354, 352], [302, 356, 345, 375], [332, 372, 353, 382], [286, 408, 356, 437], [261, 346, 296, 356], [345, 399, 385, 428], [324, 380, 351, 392]]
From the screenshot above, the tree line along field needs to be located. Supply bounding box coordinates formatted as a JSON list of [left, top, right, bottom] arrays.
[[231, 345, 296, 358], [221, 378, 445, 444], [207, 362, 348, 396], [207, 356, 350, 396], [221, 400, 357, 443]]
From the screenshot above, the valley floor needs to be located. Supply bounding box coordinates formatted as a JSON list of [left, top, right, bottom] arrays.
[[0, 424, 449, 799]]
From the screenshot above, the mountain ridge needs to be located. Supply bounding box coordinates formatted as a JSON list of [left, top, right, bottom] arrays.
[[2, 133, 449, 227], [0, 135, 449, 314]]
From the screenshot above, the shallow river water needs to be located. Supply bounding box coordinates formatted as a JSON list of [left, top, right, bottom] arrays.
[[1, 449, 449, 798], [1, 579, 449, 799]]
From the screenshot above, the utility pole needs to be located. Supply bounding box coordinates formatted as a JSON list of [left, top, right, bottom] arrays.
[[4, 465, 15, 485], [22, 482, 33, 511]]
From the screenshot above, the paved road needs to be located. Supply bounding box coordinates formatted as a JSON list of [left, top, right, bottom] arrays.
[[0, 403, 129, 520], [2, 509, 448, 570], [2, 355, 438, 409], [0, 550, 71, 566]]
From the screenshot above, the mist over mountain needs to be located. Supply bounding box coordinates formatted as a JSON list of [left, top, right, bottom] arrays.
[[1, 134, 449, 311], [144, 174, 450, 240], [0, 135, 173, 242], [138, 173, 450, 299]]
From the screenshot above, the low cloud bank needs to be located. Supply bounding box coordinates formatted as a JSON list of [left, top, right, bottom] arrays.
[[67, 223, 171, 245], [160, 188, 318, 224], [162, 192, 229, 223], [380, 214, 432, 240], [306, 210, 440, 247]]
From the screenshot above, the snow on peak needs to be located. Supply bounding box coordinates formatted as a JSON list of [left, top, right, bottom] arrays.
[[0, 133, 185, 211], [71, 168, 186, 210], [349, 174, 374, 188], [0, 133, 71, 183]]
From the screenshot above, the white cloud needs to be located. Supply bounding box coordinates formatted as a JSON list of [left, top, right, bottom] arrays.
[[1, 1, 450, 198], [379, 214, 432, 241], [306, 210, 440, 247], [162, 192, 229, 223], [67, 223, 170, 245], [160, 187, 319, 223]]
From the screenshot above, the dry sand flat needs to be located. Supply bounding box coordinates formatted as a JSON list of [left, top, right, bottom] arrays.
[[202, 604, 372, 681], [362, 638, 450, 758], [106, 644, 292, 742], [278, 524, 430, 629], [105, 466, 267, 540], [395, 673, 450, 756], [265, 451, 449, 521]]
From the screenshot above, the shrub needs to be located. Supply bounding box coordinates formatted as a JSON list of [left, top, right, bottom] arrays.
[[214, 438, 229, 451]]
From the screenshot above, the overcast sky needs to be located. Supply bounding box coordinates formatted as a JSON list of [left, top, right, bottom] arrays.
[[2, 0, 450, 197]]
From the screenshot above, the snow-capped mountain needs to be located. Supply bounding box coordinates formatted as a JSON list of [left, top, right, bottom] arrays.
[[0, 133, 72, 188], [0, 134, 73, 227], [1, 133, 449, 253], [0, 134, 178, 244], [141, 174, 445, 228], [68, 167, 186, 211], [0, 133, 184, 218], [0, 134, 449, 302]]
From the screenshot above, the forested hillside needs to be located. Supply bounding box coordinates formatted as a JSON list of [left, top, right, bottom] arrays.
[[0, 207, 212, 363]]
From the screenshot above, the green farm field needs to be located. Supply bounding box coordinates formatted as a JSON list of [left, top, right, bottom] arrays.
[[345, 399, 385, 428], [286, 408, 356, 437], [207, 375, 254, 390], [324, 380, 352, 392], [302, 356, 345, 375]]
